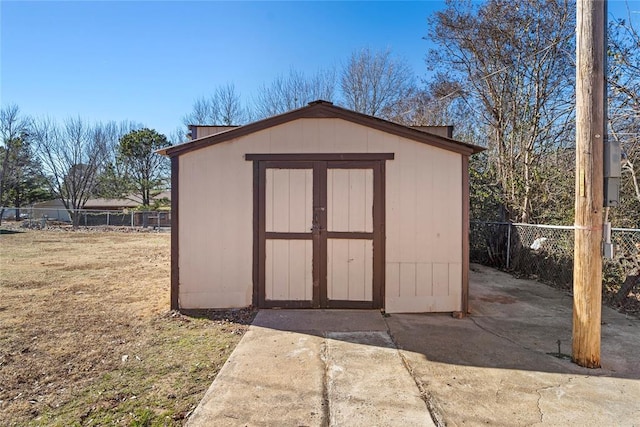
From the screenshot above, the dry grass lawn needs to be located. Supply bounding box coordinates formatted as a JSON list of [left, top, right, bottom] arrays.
[[0, 226, 254, 426]]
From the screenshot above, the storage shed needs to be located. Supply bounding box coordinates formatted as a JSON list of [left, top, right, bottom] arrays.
[[159, 100, 484, 314]]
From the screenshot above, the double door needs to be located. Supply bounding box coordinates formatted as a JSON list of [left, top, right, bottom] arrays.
[[255, 159, 385, 309]]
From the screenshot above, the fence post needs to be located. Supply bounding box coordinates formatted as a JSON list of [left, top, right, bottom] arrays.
[[107, 211, 110, 226], [131, 211, 134, 227], [506, 224, 512, 269], [157, 212, 160, 230]]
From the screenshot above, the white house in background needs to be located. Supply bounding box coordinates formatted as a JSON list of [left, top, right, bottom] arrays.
[[159, 100, 484, 315]]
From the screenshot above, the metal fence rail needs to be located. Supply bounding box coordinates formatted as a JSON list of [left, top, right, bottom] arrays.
[[1, 207, 171, 229], [470, 221, 640, 292]]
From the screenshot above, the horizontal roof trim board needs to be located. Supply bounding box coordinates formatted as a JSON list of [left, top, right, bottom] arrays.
[[245, 153, 395, 161], [158, 100, 485, 158]]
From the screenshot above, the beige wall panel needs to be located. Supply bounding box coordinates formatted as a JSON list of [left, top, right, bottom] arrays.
[[327, 169, 373, 232], [327, 170, 349, 232], [265, 240, 312, 301], [399, 263, 416, 297], [266, 239, 288, 300], [431, 156, 462, 263], [398, 143, 418, 262], [290, 240, 313, 300], [178, 139, 253, 309], [315, 119, 338, 152], [353, 240, 373, 301], [266, 169, 312, 233], [363, 241, 374, 301], [293, 119, 368, 152], [432, 263, 450, 297], [268, 119, 304, 152], [386, 297, 434, 313], [236, 130, 268, 152], [265, 169, 274, 231], [296, 170, 314, 232], [269, 169, 289, 232], [348, 169, 373, 232], [347, 240, 366, 300], [300, 118, 320, 151], [300, 118, 335, 152], [434, 295, 461, 312], [385, 262, 400, 298], [327, 239, 348, 300], [327, 239, 373, 301], [415, 151, 435, 263], [179, 291, 251, 309], [448, 263, 462, 305], [416, 263, 434, 296], [386, 296, 460, 314], [384, 138, 462, 265], [365, 128, 400, 153], [332, 120, 370, 152]]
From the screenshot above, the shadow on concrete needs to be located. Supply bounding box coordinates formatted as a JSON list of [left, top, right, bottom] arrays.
[[190, 264, 640, 426], [254, 264, 640, 381]]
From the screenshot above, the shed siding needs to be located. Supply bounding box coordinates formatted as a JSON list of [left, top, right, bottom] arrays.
[[178, 117, 462, 312], [327, 239, 373, 301], [327, 169, 373, 233], [265, 239, 313, 300], [265, 168, 313, 233]]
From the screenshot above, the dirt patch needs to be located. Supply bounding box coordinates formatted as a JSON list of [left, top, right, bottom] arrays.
[[0, 227, 256, 426]]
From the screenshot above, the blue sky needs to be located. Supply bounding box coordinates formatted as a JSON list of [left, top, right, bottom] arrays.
[[2, 1, 639, 139]]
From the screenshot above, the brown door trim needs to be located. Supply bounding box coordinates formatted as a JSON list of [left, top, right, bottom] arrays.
[[373, 160, 386, 308], [250, 156, 389, 309], [246, 153, 394, 162], [314, 161, 328, 307], [254, 161, 266, 308], [170, 156, 180, 310], [461, 155, 470, 315]]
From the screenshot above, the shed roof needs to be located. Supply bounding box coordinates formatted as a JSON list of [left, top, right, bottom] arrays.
[[158, 100, 485, 157]]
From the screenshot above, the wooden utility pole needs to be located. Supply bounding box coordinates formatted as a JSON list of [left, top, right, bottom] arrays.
[[573, 0, 606, 368]]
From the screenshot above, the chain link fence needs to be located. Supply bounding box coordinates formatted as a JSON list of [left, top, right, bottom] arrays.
[[1, 207, 171, 229], [471, 221, 640, 294]]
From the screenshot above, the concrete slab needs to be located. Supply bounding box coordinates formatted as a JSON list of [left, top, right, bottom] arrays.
[[387, 264, 640, 426], [325, 332, 431, 426], [188, 265, 640, 426], [186, 326, 326, 426], [188, 310, 434, 426]]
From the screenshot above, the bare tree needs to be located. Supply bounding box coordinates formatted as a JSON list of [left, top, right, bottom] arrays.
[[93, 120, 143, 200], [217, 83, 246, 125], [608, 6, 640, 227], [169, 126, 188, 145], [184, 83, 247, 126], [0, 104, 32, 224], [340, 48, 415, 118], [427, 0, 576, 223], [183, 96, 214, 126], [31, 117, 110, 228], [253, 68, 336, 118]]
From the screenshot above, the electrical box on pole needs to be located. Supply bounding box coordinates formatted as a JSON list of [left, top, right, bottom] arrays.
[[604, 139, 621, 207]]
